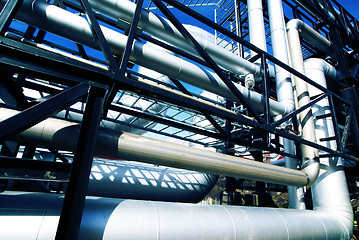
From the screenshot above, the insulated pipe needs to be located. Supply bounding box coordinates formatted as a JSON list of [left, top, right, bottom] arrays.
[[89, 159, 218, 203], [247, 0, 267, 59], [0, 183, 352, 240], [0, 108, 310, 186], [267, 0, 302, 209], [286, 19, 320, 186], [267, 0, 295, 112], [286, 19, 335, 57], [10, 0, 291, 116], [72, 0, 263, 80], [305, 58, 353, 239]]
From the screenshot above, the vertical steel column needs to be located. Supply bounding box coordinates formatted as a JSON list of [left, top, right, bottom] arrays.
[[55, 86, 105, 240], [234, 0, 243, 58], [261, 53, 271, 126]]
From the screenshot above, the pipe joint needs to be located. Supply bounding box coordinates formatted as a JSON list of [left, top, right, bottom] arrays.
[[301, 156, 320, 186]]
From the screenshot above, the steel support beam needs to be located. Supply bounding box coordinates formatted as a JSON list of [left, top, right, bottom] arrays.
[[0, 157, 71, 182], [55, 86, 105, 240], [0, 83, 90, 142], [104, 0, 144, 109], [153, 0, 262, 122], [0, 0, 23, 35]]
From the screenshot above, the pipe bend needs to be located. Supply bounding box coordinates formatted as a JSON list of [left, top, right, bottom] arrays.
[[304, 58, 341, 81], [286, 19, 304, 32], [301, 157, 319, 186]]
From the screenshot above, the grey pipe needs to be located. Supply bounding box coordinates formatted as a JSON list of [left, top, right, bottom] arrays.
[[1, 108, 310, 186], [0, 170, 352, 240], [268, 0, 303, 209], [10, 0, 291, 116], [89, 159, 218, 203], [74, 0, 262, 79], [305, 58, 353, 239]]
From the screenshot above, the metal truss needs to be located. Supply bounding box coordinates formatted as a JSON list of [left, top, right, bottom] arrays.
[[1, 0, 359, 237]]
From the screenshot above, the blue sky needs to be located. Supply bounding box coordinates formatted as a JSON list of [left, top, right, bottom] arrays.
[[339, 0, 359, 20]]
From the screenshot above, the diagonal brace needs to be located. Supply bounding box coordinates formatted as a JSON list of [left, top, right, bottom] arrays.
[[0, 83, 90, 142], [152, 0, 262, 123]]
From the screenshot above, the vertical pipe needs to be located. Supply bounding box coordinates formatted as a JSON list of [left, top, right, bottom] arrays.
[[286, 17, 319, 187], [267, 0, 303, 209], [247, 0, 267, 59], [305, 58, 353, 238]]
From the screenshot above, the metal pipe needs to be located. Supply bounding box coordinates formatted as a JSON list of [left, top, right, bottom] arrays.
[[286, 19, 320, 186], [0, 186, 352, 239], [267, 0, 302, 209], [74, 0, 262, 80], [247, 0, 267, 59], [305, 58, 353, 239], [0, 108, 309, 186], [286, 19, 335, 57], [11, 0, 290, 116]]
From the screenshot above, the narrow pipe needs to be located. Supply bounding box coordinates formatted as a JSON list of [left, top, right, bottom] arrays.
[[0, 108, 309, 186], [286, 19, 335, 57], [267, 0, 295, 112], [267, 0, 302, 209], [286, 19, 320, 186], [11, 0, 291, 116]]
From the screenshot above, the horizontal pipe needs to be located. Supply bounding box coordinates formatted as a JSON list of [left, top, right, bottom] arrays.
[[286, 19, 335, 57], [9, 0, 291, 115], [0, 190, 351, 239], [0, 108, 309, 186], [88, 159, 218, 203], [76, 0, 262, 79]]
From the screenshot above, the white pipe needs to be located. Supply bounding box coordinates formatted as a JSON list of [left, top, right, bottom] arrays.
[[268, 0, 295, 111], [76, 0, 263, 80], [247, 0, 267, 59], [267, 0, 302, 209], [0, 108, 310, 186], [0, 182, 352, 239], [286, 19, 335, 57], [286, 18, 320, 187], [305, 58, 353, 239], [11, 0, 291, 116]]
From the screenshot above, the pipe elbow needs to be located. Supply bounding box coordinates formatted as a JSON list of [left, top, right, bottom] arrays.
[[304, 58, 341, 81], [301, 157, 319, 186], [286, 19, 303, 32], [283, 101, 295, 115]]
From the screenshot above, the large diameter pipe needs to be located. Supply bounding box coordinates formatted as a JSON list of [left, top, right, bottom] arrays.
[[90, 159, 219, 203], [305, 58, 353, 238], [0, 190, 352, 239], [11, 0, 290, 116], [1, 108, 309, 186]]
